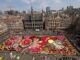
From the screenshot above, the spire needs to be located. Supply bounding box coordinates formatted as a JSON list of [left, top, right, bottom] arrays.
[[30, 0, 33, 15], [42, 9, 44, 13], [31, 6, 33, 14], [57, 11, 59, 16], [55, 11, 61, 20], [31, 6, 33, 17], [41, 9, 44, 15]]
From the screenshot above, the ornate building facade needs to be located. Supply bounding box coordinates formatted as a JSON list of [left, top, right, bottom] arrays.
[[23, 8, 44, 31], [45, 10, 72, 34], [22, 7, 72, 35], [0, 21, 9, 42], [2, 15, 24, 36]]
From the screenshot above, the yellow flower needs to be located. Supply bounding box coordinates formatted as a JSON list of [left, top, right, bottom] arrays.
[[0, 56, 3, 60], [48, 39, 55, 44]]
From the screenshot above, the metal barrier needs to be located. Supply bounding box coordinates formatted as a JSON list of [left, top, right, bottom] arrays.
[[0, 51, 80, 60]]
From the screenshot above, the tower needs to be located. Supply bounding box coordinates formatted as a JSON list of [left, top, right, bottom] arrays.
[[31, 6, 33, 17], [46, 7, 50, 14]]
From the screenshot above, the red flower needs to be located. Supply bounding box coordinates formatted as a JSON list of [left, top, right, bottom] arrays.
[[20, 39, 31, 47], [10, 36, 21, 43], [50, 36, 57, 40], [24, 36, 30, 39], [41, 36, 48, 40], [5, 40, 12, 46], [15, 47, 22, 52], [24, 39, 31, 45], [29, 47, 41, 53], [30, 36, 37, 40], [10, 37, 15, 40], [41, 36, 48, 43], [57, 36, 64, 40], [39, 45, 45, 49], [39, 41, 47, 45]]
